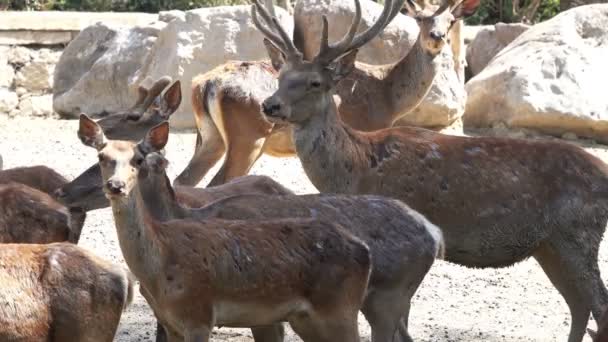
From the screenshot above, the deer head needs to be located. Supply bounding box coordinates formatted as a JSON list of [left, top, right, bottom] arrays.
[[401, 0, 480, 55], [253, 0, 398, 126], [55, 78, 180, 210], [95, 77, 182, 140], [77, 114, 169, 201]]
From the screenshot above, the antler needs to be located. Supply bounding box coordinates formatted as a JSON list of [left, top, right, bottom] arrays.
[[314, 0, 402, 64], [251, 0, 302, 62]]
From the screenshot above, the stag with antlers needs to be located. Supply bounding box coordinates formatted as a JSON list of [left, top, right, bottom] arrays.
[[252, 0, 608, 341], [174, 0, 478, 186]]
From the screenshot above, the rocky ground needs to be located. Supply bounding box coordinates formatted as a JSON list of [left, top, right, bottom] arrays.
[[1, 116, 606, 342]]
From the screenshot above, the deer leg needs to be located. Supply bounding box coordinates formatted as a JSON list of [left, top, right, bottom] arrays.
[[251, 324, 285, 342], [184, 326, 211, 342], [362, 288, 409, 342], [534, 242, 591, 342], [207, 136, 266, 187], [174, 116, 226, 187]]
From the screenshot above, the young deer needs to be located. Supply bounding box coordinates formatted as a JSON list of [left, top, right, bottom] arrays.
[[254, 1, 608, 341], [0, 242, 134, 341], [78, 116, 372, 342], [174, 0, 478, 187], [141, 151, 443, 342], [55, 76, 182, 211]]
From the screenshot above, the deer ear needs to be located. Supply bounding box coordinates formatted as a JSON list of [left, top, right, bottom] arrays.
[[141, 121, 169, 153], [160, 80, 181, 118], [330, 49, 358, 82], [78, 114, 106, 150], [263, 38, 286, 71], [452, 0, 480, 18]]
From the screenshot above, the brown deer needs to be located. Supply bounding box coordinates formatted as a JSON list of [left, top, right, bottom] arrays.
[[0, 162, 86, 243], [0, 164, 68, 195], [253, 1, 608, 341], [54, 76, 182, 211], [174, 0, 479, 187], [140, 150, 443, 342], [0, 242, 134, 341], [77, 115, 372, 342], [0, 182, 85, 243]]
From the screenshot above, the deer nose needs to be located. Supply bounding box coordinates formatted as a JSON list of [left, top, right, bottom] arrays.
[[262, 101, 281, 116], [105, 180, 125, 194], [429, 31, 445, 41]]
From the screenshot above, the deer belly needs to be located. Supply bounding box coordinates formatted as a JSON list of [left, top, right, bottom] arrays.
[[214, 298, 312, 327]]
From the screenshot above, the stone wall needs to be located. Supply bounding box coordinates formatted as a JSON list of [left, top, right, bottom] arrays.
[[0, 11, 157, 118]]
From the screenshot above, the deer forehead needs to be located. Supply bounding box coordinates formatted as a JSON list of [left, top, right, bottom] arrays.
[[100, 142, 138, 160]]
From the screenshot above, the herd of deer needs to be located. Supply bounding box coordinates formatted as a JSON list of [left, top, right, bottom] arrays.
[[1, 0, 608, 341]]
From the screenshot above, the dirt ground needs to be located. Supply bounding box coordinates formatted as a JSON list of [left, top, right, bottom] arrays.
[[1, 116, 606, 342]]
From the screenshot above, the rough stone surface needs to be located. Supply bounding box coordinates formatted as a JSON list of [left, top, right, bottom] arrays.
[[0, 88, 18, 114], [8, 46, 31, 65], [0, 47, 14, 87], [52, 6, 292, 126], [466, 23, 530, 77], [19, 94, 53, 117], [464, 4, 608, 143], [296, 0, 466, 128], [53, 21, 166, 118], [15, 61, 54, 92]]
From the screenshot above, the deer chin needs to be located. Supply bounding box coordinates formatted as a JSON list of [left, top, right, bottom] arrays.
[[104, 190, 128, 200], [263, 112, 289, 125]]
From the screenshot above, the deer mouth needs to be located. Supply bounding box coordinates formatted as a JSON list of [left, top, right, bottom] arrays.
[[264, 112, 288, 124]]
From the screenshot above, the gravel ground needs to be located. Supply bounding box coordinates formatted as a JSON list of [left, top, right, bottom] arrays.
[[1, 116, 607, 342]]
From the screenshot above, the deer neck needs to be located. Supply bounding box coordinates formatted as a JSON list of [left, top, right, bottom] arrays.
[[138, 173, 189, 221], [293, 98, 371, 194], [108, 188, 163, 288], [385, 35, 441, 118]]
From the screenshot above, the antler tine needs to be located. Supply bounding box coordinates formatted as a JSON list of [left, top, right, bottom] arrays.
[[251, 1, 288, 54], [251, 0, 302, 61], [314, 0, 362, 64], [386, 0, 408, 27], [347, 0, 397, 52]]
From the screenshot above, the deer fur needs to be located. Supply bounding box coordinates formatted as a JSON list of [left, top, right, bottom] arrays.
[[0, 165, 68, 195], [78, 115, 372, 342], [141, 151, 443, 342], [55, 77, 182, 211], [0, 242, 134, 341], [174, 0, 479, 187], [0, 183, 85, 243], [254, 0, 608, 341]]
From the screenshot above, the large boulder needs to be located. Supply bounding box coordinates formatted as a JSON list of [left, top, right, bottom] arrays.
[[296, 0, 466, 128], [53, 21, 166, 118], [466, 22, 529, 77], [53, 6, 292, 127], [464, 5, 608, 143]]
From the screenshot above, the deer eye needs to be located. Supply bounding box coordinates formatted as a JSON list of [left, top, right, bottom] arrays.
[[133, 156, 144, 166], [310, 80, 322, 88], [98, 154, 106, 162]]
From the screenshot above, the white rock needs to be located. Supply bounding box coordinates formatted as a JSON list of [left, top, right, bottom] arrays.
[[19, 94, 53, 117], [0, 88, 18, 114], [15, 61, 54, 92], [8, 46, 31, 65], [53, 22, 166, 118], [466, 23, 529, 77], [465, 4, 608, 143]]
